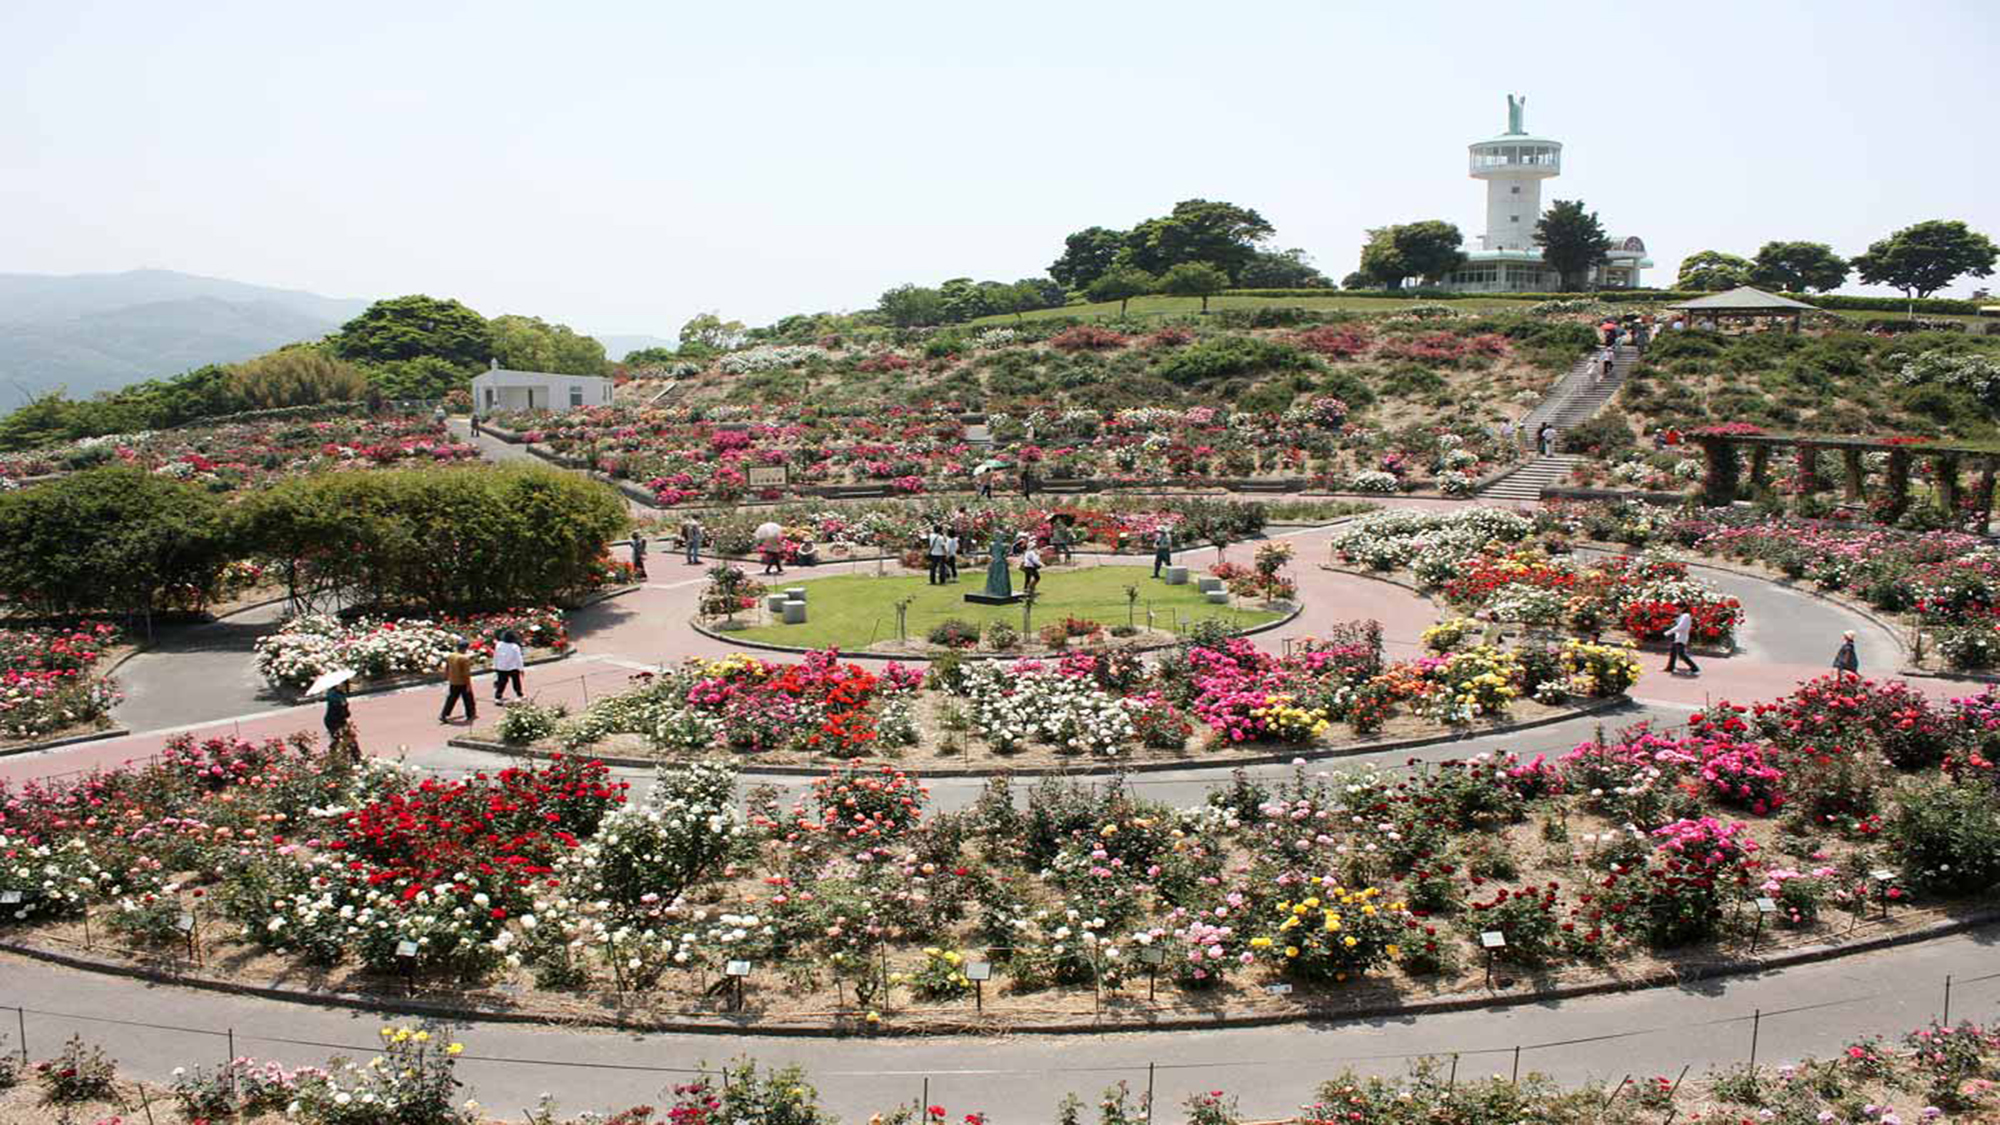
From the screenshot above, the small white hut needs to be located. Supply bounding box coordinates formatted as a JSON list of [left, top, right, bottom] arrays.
[[470, 361, 614, 417]]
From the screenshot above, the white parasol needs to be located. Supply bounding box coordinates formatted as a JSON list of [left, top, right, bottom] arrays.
[[754, 521, 784, 542], [306, 668, 356, 697]]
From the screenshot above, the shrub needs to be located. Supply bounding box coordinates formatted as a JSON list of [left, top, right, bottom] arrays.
[[1155, 337, 1314, 386], [1885, 777, 2000, 895], [497, 701, 569, 745], [926, 618, 980, 648], [982, 621, 1019, 650], [35, 1035, 116, 1104]]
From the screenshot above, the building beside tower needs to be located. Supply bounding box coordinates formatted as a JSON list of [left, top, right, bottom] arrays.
[[1440, 95, 1651, 292]]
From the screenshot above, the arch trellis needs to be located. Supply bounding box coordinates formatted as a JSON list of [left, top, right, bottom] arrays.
[[1695, 432, 2000, 531]]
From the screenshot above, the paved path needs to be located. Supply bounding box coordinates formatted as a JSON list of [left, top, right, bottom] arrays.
[[3, 929, 1992, 1118]]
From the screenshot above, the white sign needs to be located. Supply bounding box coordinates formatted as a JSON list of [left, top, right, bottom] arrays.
[[965, 961, 992, 982], [1263, 983, 1294, 996], [1754, 897, 1778, 914], [176, 913, 196, 932], [1480, 931, 1507, 949], [725, 959, 752, 977], [1138, 946, 1166, 967], [396, 940, 421, 958], [0, 891, 20, 905], [746, 466, 788, 488]]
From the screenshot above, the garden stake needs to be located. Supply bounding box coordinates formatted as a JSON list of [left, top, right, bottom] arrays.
[[1600, 1075, 1631, 1123], [227, 1028, 238, 1102], [921, 1077, 928, 1118], [1511, 1045, 1520, 1085], [140, 1091, 157, 1125], [1145, 1062, 1156, 1124], [1447, 1053, 1458, 1091], [1749, 1008, 1761, 1067], [1943, 974, 1952, 1025], [15, 1007, 25, 1064]]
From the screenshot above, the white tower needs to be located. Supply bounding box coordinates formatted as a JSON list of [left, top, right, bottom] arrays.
[[1468, 94, 1561, 252]]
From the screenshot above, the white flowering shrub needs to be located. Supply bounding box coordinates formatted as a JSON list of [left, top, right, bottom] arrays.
[[288, 1023, 475, 1125], [1436, 470, 1476, 496], [562, 761, 743, 916], [254, 615, 458, 690], [1332, 508, 1535, 573], [717, 345, 826, 374], [1347, 470, 1401, 494], [0, 835, 116, 921], [957, 661, 1134, 756]]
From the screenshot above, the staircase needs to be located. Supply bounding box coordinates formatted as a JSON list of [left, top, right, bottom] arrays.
[[1477, 342, 1638, 501]]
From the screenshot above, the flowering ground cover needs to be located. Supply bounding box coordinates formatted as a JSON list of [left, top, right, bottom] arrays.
[[1, 669, 1994, 1031], [1331, 507, 1744, 649], [0, 413, 478, 493], [1565, 499, 2000, 671], [0, 622, 121, 743], [253, 608, 569, 691]]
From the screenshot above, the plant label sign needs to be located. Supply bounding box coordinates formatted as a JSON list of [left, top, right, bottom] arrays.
[[746, 466, 788, 488], [965, 961, 992, 982], [1263, 983, 1294, 996], [0, 891, 20, 905], [397, 940, 421, 958], [1480, 931, 1507, 949], [176, 913, 196, 933], [725, 959, 752, 977], [1138, 946, 1166, 967], [1754, 897, 1778, 914]]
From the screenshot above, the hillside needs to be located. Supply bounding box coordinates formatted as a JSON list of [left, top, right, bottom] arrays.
[[0, 269, 368, 398]]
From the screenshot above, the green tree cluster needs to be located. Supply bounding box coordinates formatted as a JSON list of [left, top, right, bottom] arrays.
[[874, 277, 1063, 327], [0, 463, 627, 619], [1676, 250, 1754, 291], [1854, 219, 1999, 299], [1533, 200, 1612, 291], [1356, 221, 1466, 289], [1048, 199, 1303, 291]]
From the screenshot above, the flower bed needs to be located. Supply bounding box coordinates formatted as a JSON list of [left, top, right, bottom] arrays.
[[1331, 507, 1744, 648], [252, 608, 568, 691], [0, 414, 478, 493], [494, 632, 1629, 769], [0, 670, 1995, 1031], [0, 622, 122, 742]]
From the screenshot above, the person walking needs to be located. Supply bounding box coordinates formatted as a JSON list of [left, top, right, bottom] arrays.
[[683, 517, 703, 565], [926, 524, 947, 585], [978, 474, 994, 500], [1151, 525, 1175, 579], [492, 629, 526, 702], [1832, 630, 1860, 678], [1052, 519, 1073, 564], [1664, 609, 1700, 676], [438, 639, 478, 723], [1020, 539, 1044, 595], [944, 529, 961, 581], [761, 534, 785, 576], [628, 531, 648, 580], [322, 681, 354, 759]]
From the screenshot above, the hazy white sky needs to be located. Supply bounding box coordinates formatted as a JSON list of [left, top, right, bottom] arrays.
[[4, 0, 1997, 337]]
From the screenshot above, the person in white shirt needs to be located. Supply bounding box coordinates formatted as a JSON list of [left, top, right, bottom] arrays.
[[492, 630, 527, 700], [1020, 539, 1044, 595], [1664, 610, 1699, 675], [926, 525, 948, 585], [944, 531, 961, 581]]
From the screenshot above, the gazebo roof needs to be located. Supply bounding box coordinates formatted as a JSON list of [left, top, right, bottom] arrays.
[[1666, 286, 1820, 312]]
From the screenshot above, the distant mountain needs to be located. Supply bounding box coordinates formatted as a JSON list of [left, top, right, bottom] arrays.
[[594, 333, 678, 362], [0, 270, 369, 400]]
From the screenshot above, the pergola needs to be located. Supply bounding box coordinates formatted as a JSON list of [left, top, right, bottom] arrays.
[[1667, 286, 1821, 333], [1694, 430, 2000, 530]]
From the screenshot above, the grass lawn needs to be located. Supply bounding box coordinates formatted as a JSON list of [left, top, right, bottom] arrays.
[[967, 293, 1540, 326], [730, 563, 1283, 650]]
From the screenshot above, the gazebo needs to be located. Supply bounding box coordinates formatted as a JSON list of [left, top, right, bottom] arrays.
[[1667, 286, 1821, 333]]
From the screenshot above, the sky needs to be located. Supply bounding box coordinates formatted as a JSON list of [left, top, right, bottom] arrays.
[[3, 0, 1998, 339]]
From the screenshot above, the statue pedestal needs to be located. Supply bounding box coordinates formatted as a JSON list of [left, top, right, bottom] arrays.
[[963, 592, 1025, 605]]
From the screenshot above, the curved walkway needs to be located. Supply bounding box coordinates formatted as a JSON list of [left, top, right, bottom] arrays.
[[2, 929, 1991, 1118]]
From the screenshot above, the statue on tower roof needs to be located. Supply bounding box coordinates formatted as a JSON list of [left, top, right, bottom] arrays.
[[1506, 93, 1526, 135]]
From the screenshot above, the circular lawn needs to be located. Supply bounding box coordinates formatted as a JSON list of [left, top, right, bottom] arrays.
[[727, 562, 1286, 651]]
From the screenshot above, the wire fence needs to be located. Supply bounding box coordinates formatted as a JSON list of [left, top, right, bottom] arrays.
[[6, 967, 1996, 1118]]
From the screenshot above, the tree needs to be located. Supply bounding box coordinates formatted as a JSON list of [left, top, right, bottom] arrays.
[[1852, 220, 1999, 299], [1533, 200, 1613, 291], [0, 467, 230, 622], [1122, 200, 1275, 280], [1237, 248, 1330, 288], [622, 346, 681, 366], [329, 295, 490, 369], [996, 279, 1063, 321], [1676, 250, 1754, 292], [1048, 226, 1127, 291], [1158, 261, 1231, 313], [1749, 241, 1850, 293], [487, 314, 609, 376], [1012, 277, 1066, 310], [1084, 266, 1156, 317], [225, 345, 368, 409], [938, 278, 1004, 324], [363, 356, 472, 400], [677, 313, 747, 354], [1339, 270, 1374, 290], [1387, 221, 1467, 286], [876, 284, 946, 328]]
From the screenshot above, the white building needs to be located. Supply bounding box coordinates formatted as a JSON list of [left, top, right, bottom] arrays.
[[1440, 96, 1651, 292], [471, 363, 614, 416]]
